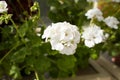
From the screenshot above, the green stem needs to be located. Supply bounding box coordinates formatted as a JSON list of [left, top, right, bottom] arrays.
[[39, 18, 46, 28], [10, 19, 19, 34], [0, 44, 18, 64], [17, 0, 26, 12], [37, 3, 46, 28], [38, 4, 40, 18], [35, 71, 39, 80], [10, 19, 26, 44], [90, 18, 95, 26], [114, 8, 120, 16]]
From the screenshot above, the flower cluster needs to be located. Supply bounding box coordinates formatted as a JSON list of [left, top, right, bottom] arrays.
[[104, 16, 120, 29], [85, 8, 103, 21], [82, 24, 106, 48], [84, 1, 120, 48], [42, 22, 80, 55]]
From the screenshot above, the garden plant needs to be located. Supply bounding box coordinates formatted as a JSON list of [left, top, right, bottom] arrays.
[[0, 0, 120, 80]]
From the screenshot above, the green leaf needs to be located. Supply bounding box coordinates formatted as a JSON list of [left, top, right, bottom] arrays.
[[57, 55, 76, 72], [18, 21, 29, 37], [111, 50, 119, 56], [11, 47, 30, 63], [34, 56, 51, 73], [48, 0, 88, 25], [90, 53, 99, 60], [9, 65, 21, 79], [75, 45, 90, 68]]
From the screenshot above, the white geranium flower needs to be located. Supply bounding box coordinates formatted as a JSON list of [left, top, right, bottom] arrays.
[[42, 22, 80, 55], [112, 0, 120, 3], [104, 16, 119, 29], [82, 24, 105, 48], [87, 0, 98, 2], [85, 8, 104, 21], [0, 1, 8, 13]]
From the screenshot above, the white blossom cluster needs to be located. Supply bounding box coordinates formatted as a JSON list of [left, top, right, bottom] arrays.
[[84, 1, 120, 48], [82, 24, 106, 48], [85, 8, 103, 21], [42, 22, 80, 55], [85, 1, 120, 29], [0, 1, 8, 13], [104, 16, 120, 29]]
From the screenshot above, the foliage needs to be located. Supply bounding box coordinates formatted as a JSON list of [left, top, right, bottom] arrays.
[[0, 0, 120, 80], [48, 0, 90, 27]]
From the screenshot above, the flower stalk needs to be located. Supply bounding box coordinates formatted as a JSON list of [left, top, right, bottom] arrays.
[[0, 44, 19, 64], [35, 71, 39, 80]]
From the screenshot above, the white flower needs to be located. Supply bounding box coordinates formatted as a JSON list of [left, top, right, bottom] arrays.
[[85, 8, 104, 21], [87, 0, 98, 2], [112, 0, 120, 3], [42, 22, 80, 55], [0, 1, 8, 13], [104, 16, 119, 29], [82, 24, 105, 48]]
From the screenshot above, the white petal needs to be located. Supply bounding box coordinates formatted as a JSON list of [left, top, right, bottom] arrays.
[[94, 37, 102, 44], [85, 40, 95, 48], [60, 44, 77, 55]]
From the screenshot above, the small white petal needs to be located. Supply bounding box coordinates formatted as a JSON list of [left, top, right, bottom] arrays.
[[35, 27, 41, 33], [60, 44, 77, 55], [36, 33, 41, 36], [85, 40, 95, 48], [94, 37, 102, 44]]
